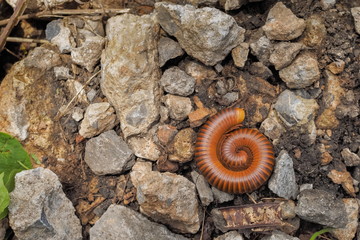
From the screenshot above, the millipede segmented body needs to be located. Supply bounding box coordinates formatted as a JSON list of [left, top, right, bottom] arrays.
[[195, 108, 275, 194]]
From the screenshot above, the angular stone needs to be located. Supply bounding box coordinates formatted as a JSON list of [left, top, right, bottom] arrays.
[[316, 71, 345, 129], [128, 134, 161, 161], [215, 231, 244, 240], [155, 2, 245, 66], [9, 168, 82, 240], [327, 60, 345, 75], [260, 108, 286, 141], [320, 0, 336, 10], [351, 7, 360, 35], [71, 35, 105, 72], [231, 42, 249, 68], [162, 94, 193, 121], [331, 198, 359, 240], [302, 15, 326, 48], [158, 37, 184, 67], [249, 35, 272, 66], [341, 148, 360, 167], [279, 52, 320, 89], [79, 102, 117, 138], [263, 2, 305, 41], [261, 230, 299, 240], [157, 124, 178, 146], [101, 14, 161, 138], [190, 171, 214, 206], [46, 20, 75, 53], [295, 189, 347, 228], [212, 187, 234, 203], [274, 90, 319, 127], [219, 0, 247, 11], [268, 150, 298, 199], [188, 96, 214, 128], [130, 161, 201, 234], [84, 130, 135, 175], [270, 42, 304, 70], [160, 67, 195, 96], [217, 92, 239, 106], [90, 205, 188, 240], [328, 169, 357, 197], [249, 62, 273, 79], [182, 60, 217, 83], [169, 128, 196, 163]]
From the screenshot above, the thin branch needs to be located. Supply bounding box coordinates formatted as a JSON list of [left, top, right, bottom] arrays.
[[6, 36, 49, 44], [0, 8, 131, 27], [0, 0, 28, 52]]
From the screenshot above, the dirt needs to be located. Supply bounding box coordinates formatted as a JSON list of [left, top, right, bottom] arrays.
[[1, 0, 359, 239]]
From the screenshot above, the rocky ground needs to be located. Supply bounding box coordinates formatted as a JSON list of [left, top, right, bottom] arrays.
[[0, 0, 359, 239]]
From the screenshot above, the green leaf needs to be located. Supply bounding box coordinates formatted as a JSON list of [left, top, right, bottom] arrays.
[[0, 132, 32, 192], [0, 172, 10, 220]]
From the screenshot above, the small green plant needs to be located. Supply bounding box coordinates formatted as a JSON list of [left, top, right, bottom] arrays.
[[0, 132, 33, 220], [310, 228, 332, 240]]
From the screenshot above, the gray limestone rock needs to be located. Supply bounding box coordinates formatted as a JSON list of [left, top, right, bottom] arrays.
[[263, 2, 305, 41], [130, 161, 201, 234], [295, 189, 348, 228], [219, 0, 248, 11], [128, 133, 162, 161], [162, 94, 193, 121], [158, 37, 184, 67], [8, 168, 82, 240], [274, 90, 319, 128], [79, 102, 117, 138], [268, 150, 298, 199], [90, 204, 188, 240], [231, 42, 249, 68], [215, 231, 244, 240], [101, 13, 161, 138], [279, 52, 320, 89], [212, 187, 234, 203], [249, 35, 273, 66], [84, 130, 135, 175], [155, 2, 245, 66], [269, 42, 305, 70], [190, 171, 214, 206], [160, 67, 195, 96]]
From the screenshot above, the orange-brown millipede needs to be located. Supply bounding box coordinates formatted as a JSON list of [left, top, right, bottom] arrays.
[[194, 108, 275, 194]]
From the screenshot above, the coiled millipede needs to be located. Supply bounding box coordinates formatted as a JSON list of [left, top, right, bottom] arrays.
[[194, 108, 275, 194]]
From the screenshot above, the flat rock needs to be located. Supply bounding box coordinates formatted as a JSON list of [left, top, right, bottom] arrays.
[[341, 148, 360, 167], [130, 161, 201, 234], [84, 130, 135, 175], [279, 52, 320, 89], [231, 42, 249, 68], [331, 198, 359, 240], [160, 67, 195, 96], [274, 90, 319, 128], [79, 102, 117, 138], [215, 231, 244, 240], [46, 20, 74, 53], [9, 168, 82, 240], [158, 37, 184, 67], [90, 205, 188, 240], [261, 230, 299, 240], [263, 2, 305, 41], [295, 189, 348, 228], [268, 150, 298, 199], [190, 171, 214, 206], [169, 128, 196, 163], [162, 94, 193, 121], [157, 124, 178, 146], [351, 7, 360, 35], [269, 42, 304, 70], [249, 34, 272, 66], [155, 2, 245, 66], [101, 13, 161, 138]]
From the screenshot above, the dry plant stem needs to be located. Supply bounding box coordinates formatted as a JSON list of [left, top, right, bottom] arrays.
[[0, 8, 131, 26], [6, 37, 49, 44], [55, 69, 101, 121], [0, 0, 28, 52]]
